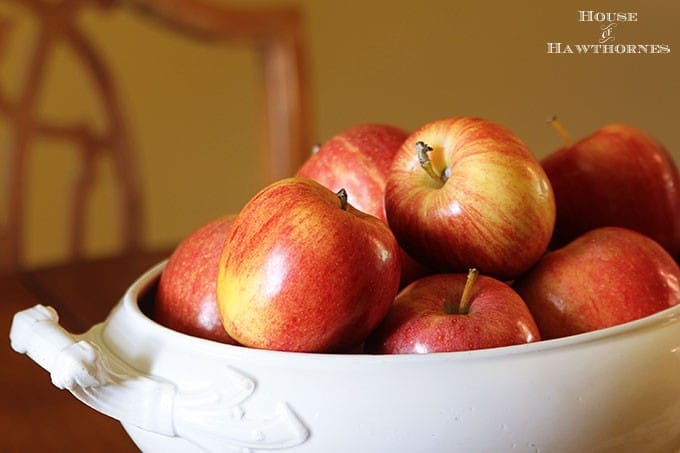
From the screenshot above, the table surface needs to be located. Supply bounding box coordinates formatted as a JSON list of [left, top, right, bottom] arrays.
[[1, 249, 170, 452]]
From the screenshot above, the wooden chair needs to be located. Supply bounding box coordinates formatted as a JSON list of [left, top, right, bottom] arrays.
[[0, 0, 312, 272]]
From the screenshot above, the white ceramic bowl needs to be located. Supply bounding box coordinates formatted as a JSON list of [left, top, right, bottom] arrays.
[[10, 262, 680, 452]]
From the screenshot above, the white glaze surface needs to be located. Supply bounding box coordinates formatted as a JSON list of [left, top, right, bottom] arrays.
[[10, 262, 680, 452]]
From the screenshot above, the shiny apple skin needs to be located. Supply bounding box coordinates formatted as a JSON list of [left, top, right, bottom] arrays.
[[385, 117, 555, 280], [155, 215, 238, 344], [296, 123, 432, 287], [365, 273, 540, 354], [514, 227, 680, 340], [542, 124, 680, 256], [297, 123, 408, 222], [217, 177, 402, 353]]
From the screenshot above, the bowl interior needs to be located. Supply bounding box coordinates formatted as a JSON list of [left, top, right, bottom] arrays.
[[121, 261, 680, 364]]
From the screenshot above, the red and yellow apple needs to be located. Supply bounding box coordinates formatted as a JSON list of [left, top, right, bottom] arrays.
[[385, 116, 556, 280], [296, 123, 408, 221], [155, 215, 237, 344], [296, 123, 431, 286], [216, 177, 402, 352], [514, 227, 680, 339], [542, 121, 680, 256], [365, 269, 540, 353]]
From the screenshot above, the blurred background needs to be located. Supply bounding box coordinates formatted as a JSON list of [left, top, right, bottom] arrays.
[[1, 0, 678, 268]]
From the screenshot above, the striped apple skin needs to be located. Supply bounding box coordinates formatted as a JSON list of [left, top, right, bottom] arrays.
[[217, 177, 402, 352], [542, 124, 680, 257], [385, 117, 556, 280]]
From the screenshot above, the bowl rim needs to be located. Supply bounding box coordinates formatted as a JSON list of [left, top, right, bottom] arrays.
[[115, 260, 680, 364]]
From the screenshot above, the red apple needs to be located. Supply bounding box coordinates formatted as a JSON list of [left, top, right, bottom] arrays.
[[217, 177, 402, 352], [514, 227, 680, 340], [155, 215, 238, 344], [297, 123, 408, 221], [542, 119, 680, 256], [365, 269, 540, 354], [385, 116, 556, 280], [296, 123, 432, 286]]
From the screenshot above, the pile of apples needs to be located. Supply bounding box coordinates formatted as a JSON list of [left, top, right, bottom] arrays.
[[154, 116, 680, 354]]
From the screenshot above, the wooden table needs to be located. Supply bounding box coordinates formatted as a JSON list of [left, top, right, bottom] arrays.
[[1, 249, 170, 452]]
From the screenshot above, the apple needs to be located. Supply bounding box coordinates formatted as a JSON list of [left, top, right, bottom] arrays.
[[154, 215, 238, 344], [296, 123, 408, 221], [216, 177, 402, 352], [542, 118, 680, 256], [364, 269, 541, 354], [296, 123, 432, 286], [514, 226, 680, 340], [384, 116, 556, 280]]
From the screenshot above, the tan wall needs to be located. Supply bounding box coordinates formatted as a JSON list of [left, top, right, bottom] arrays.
[[1, 0, 678, 266]]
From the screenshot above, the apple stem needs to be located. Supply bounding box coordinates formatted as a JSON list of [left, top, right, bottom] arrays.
[[546, 114, 573, 146], [417, 141, 449, 184], [336, 188, 348, 210], [457, 268, 479, 314]]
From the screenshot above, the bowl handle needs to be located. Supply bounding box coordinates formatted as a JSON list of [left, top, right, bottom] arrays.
[[10, 304, 309, 451]]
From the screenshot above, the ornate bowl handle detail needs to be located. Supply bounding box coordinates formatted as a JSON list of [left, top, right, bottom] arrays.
[[10, 305, 309, 452]]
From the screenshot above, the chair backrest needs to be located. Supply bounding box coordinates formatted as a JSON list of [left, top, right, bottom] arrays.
[[0, 0, 312, 272]]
